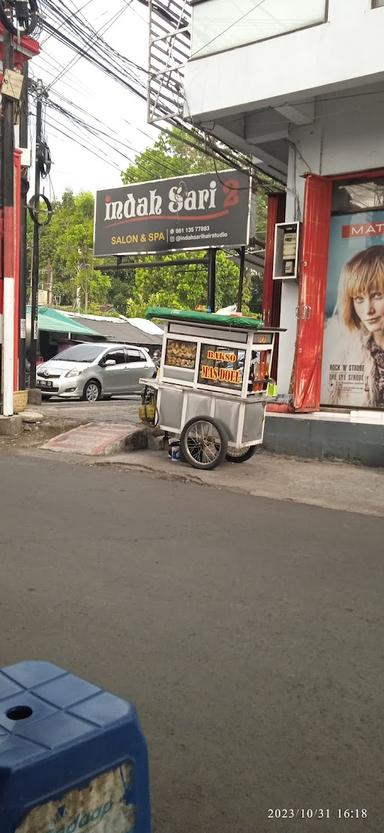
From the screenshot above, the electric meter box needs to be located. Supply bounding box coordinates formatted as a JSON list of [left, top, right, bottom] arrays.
[[273, 221, 300, 280], [0, 660, 151, 833]]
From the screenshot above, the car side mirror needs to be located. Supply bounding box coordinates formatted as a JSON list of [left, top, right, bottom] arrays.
[[104, 359, 116, 367]]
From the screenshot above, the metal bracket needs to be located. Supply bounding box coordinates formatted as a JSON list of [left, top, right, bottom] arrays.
[[28, 193, 52, 226]]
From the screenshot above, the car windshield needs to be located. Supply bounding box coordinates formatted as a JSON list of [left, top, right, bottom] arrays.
[[51, 344, 103, 363]]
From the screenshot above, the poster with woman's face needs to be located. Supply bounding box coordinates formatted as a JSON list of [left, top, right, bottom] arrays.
[[321, 210, 384, 409]]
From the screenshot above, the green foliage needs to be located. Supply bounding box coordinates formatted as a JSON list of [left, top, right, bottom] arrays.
[[126, 250, 251, 317], [30, 190, 111, 311], [32, 128, 267, 318], [121, 127, 265, 316], [121, 128, 216, 184], [107, 272, 135, 314]]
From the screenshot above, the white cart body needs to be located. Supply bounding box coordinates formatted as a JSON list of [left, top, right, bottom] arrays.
[[143, 310, 282, 450]]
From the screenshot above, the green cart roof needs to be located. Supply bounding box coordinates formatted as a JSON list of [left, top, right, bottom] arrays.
[[146, 307, 267, 331]]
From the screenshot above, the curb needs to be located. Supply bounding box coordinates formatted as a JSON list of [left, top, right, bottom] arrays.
[[92, 455, 384, 518]]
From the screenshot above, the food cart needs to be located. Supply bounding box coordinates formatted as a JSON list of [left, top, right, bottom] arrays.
[[142, 307, 284, 470]]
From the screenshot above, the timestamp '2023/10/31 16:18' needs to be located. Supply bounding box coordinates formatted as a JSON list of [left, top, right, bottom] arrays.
[[267, 808, 368, 820]]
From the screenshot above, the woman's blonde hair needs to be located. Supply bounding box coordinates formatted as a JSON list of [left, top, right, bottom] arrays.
[[337, 245, 384, 330]]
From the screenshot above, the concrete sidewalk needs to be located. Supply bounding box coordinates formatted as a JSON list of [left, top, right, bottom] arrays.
[[97, 447, 384, 517], [3, 398, 383, 516], [42, 421, 147, 456]]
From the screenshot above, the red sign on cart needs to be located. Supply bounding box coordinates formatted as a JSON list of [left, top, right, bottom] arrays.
[[198, 344, 244, 390]]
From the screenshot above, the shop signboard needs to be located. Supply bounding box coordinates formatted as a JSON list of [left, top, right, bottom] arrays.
[[94, 170, 251, 257], [198, 344, 245, 391], [321, 211, 384, 409]]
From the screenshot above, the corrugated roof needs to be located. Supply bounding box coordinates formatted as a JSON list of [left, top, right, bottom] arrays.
[[27, 307, 100, 336], [126, 317, 164, 336], [69, 313, 163, 346]]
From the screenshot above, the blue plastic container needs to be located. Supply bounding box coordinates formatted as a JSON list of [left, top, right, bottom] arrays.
[[0, 661, 150, 833]]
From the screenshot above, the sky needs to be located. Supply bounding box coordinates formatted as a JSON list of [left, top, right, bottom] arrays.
[[30, 0, 159, 200]]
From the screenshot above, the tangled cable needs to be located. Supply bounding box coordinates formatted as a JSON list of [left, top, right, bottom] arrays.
[[0, 0, 39, 36]]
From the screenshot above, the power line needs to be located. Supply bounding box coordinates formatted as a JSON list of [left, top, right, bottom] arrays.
[[43, 115, 123, 170], [121, 0, 147, 23], [30, 75, 223, 181], [47, 3, 130, 89], [42, 0, 148, 77], [37, 0, 283, 194], [31, 96, 193, 182], [39, 0, 97, 47], [39, 1, 228, 172], [40, 19, 147, 99]]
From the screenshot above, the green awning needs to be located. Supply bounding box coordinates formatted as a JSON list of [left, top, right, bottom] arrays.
[[27, 306, 100, 337]]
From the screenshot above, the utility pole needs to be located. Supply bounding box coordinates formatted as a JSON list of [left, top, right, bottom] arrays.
[[29, 79, 44, 388], [207, 248, 216, 313], [19, 60, 29, 389], [1, 19, 15, 415], [0, 2, 41, 401], [84, 273, 88, 313], [47, 258, 53, 305], [237, 247, 246, 312]]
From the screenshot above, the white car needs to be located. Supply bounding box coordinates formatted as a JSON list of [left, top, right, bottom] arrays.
[[36, 342, 156, 401]]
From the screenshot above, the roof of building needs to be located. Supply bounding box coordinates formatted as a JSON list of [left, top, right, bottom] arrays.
[[67, 312, 163, 346], [27, 307, 100, 337], [126, 317, 164, 336]]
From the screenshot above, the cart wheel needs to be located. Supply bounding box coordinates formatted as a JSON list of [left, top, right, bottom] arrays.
[[226, 445, 256, 463], [180, 416, 228, 470]]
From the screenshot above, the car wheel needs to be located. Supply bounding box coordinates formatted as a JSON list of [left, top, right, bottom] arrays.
[[82, 380, 101, 402], [179, 416, 228, 470]]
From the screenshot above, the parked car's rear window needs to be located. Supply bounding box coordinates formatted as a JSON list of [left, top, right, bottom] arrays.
[[51, 344, 103, 363], [126, 350, 145, 363]]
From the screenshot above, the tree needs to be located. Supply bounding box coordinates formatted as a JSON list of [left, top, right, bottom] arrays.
[[31, 129, 267, 317], [107, 272, 135, 314], [121, 129, 216, 185], [121, 128, 266, 316], [30, 190, 111, 311], [126, 250, 247, 317]]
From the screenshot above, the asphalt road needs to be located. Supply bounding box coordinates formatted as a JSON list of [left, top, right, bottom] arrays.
[[1, 455, 383, 833]]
